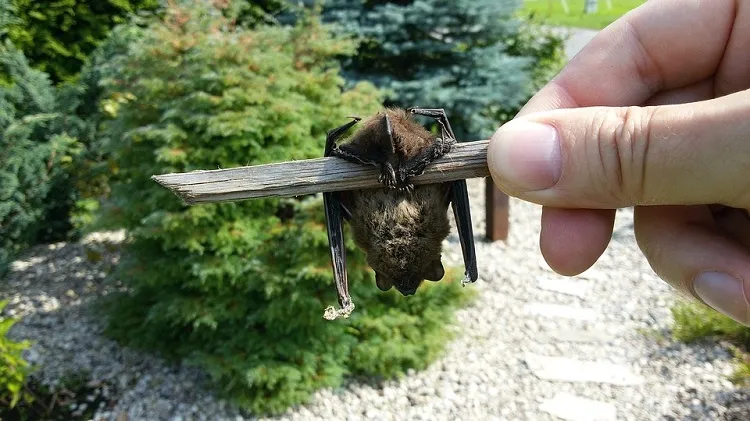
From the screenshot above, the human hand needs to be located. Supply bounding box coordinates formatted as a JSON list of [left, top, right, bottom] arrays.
[[487, 0, 750, 325]]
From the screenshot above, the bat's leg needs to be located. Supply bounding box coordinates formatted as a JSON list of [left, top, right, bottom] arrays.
[[322, 117, 359, 320], [398, 108, 456, 181], [406, 107, 457, 141], [450, 179, 479, 286]]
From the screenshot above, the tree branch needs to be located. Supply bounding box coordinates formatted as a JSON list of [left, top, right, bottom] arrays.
[[152, 139, 490, 204]]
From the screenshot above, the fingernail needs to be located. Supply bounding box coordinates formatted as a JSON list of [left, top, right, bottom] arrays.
[[488, 120, 562, 191], [694, 271, 750, 326]]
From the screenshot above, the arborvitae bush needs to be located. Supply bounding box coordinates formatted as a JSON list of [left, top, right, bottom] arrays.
[[97, 1, 472, 414], [0, 40, 85, 274]]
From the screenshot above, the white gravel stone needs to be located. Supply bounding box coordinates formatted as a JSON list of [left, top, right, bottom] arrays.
[[540, 392, 617, 421]]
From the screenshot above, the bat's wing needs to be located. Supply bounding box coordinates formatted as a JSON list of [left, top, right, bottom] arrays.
[[322, 117, 360, 320], [322, 191, 354, 320], [407, 107, 478, 285], [450, 180, 478, 285]]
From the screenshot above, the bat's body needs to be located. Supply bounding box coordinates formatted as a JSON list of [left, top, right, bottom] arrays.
[[322, 107, 478, 320], [343, 182, 451, 295]]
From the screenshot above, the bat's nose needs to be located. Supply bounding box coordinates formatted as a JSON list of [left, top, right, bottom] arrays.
[[398, 285, 418, 296]]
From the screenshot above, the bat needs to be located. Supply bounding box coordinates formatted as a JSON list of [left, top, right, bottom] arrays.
[[321, 107, 478, 320]]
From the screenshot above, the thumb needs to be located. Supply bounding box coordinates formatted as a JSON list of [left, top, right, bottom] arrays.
[[487, 89, 750, 209]]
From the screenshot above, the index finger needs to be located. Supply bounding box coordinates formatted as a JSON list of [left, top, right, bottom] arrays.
[[519, 0, 737, 115]]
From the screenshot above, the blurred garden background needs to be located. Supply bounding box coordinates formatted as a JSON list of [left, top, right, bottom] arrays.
[[0, 0, 748, 420]]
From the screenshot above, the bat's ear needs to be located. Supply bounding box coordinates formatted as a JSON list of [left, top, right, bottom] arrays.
[[424, 261, 445, 282], [375, 272, 393, 291]]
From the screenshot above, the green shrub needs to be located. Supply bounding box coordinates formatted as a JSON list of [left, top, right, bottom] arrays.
[[3, 0, 160, 84], [0, 300, 33, 409], [97, 1, 472, 414], [0, 40, 84, 274]]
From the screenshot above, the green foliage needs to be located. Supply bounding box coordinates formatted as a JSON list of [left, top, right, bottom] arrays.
[[490, 11, 566, 122], [0, 40, 86, 274], [3, 0, 160, 84], [97, 1, 472, 414], [317, 0, 553, 140], [671, 301, 750, 345], [0, 301, 33, 409], [226, 0, 289, 27], [729, 354, 750, 386], [671, 300, 750, 384]]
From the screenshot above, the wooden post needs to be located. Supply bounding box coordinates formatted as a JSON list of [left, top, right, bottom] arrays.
[[485, 178, 509, 242]]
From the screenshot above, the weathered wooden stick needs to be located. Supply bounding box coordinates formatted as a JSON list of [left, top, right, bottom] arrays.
[[152, 139, 490, 204]]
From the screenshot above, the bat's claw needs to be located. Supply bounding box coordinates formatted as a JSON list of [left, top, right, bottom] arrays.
[[345, 115, 362, 121], [396, 183, 414, 195], [378, 163, 399, 189], [460, 273, 477, 286], [323, 301, 355, 320]]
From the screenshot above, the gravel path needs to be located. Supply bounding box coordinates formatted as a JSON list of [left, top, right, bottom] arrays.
[[3, 178, 749, 421]]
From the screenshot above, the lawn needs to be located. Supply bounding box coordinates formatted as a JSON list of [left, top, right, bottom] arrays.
[[522, 0, 647, 30]]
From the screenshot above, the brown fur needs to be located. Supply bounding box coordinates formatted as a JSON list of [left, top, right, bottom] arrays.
[[340, 108, 435, 161], [342, 184, 451, 294]]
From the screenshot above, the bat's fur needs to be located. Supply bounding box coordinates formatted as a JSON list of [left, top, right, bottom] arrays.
[[335, 108, 455, 295]]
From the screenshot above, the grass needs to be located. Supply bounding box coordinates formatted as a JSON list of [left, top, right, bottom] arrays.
[[522, 0, 647, 30], [670, 300, 750, 386]]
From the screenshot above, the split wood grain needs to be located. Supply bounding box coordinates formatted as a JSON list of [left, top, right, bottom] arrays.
[[152, 139, 490, 204]]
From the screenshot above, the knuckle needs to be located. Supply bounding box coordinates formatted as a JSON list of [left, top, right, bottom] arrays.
[[586, 106, 653, 205]]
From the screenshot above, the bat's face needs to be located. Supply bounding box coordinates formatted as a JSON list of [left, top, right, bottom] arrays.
[[346, 185, 451, 297], [374, 259, 445, 296]]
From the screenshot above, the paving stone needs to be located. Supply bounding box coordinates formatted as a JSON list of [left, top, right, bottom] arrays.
[[577, 268, 609, 282], [536, 276, 589, 298], [523, 303, 599, 321], [540, 392, 617, 421], [524, 354, 645, 386], [537, 328, 614, 344]]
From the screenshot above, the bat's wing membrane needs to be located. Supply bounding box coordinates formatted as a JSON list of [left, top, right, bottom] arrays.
[[450, 179, 478, 285], [322, 191, 354, 319], [322, 117, 360, 320]]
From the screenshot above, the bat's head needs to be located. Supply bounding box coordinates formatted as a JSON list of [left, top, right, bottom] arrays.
[[374, 259, 446, 296], [347, 184, 452, 297]]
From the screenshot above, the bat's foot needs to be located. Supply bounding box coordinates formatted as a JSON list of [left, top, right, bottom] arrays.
[[396, 183, 414, 195], [323, 301, 355, 320], [378, 162, 399, 189]]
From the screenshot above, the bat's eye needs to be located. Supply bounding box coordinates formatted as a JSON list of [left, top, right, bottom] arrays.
[[424, 261, 445, 282], [375, 272, 393, 291]]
